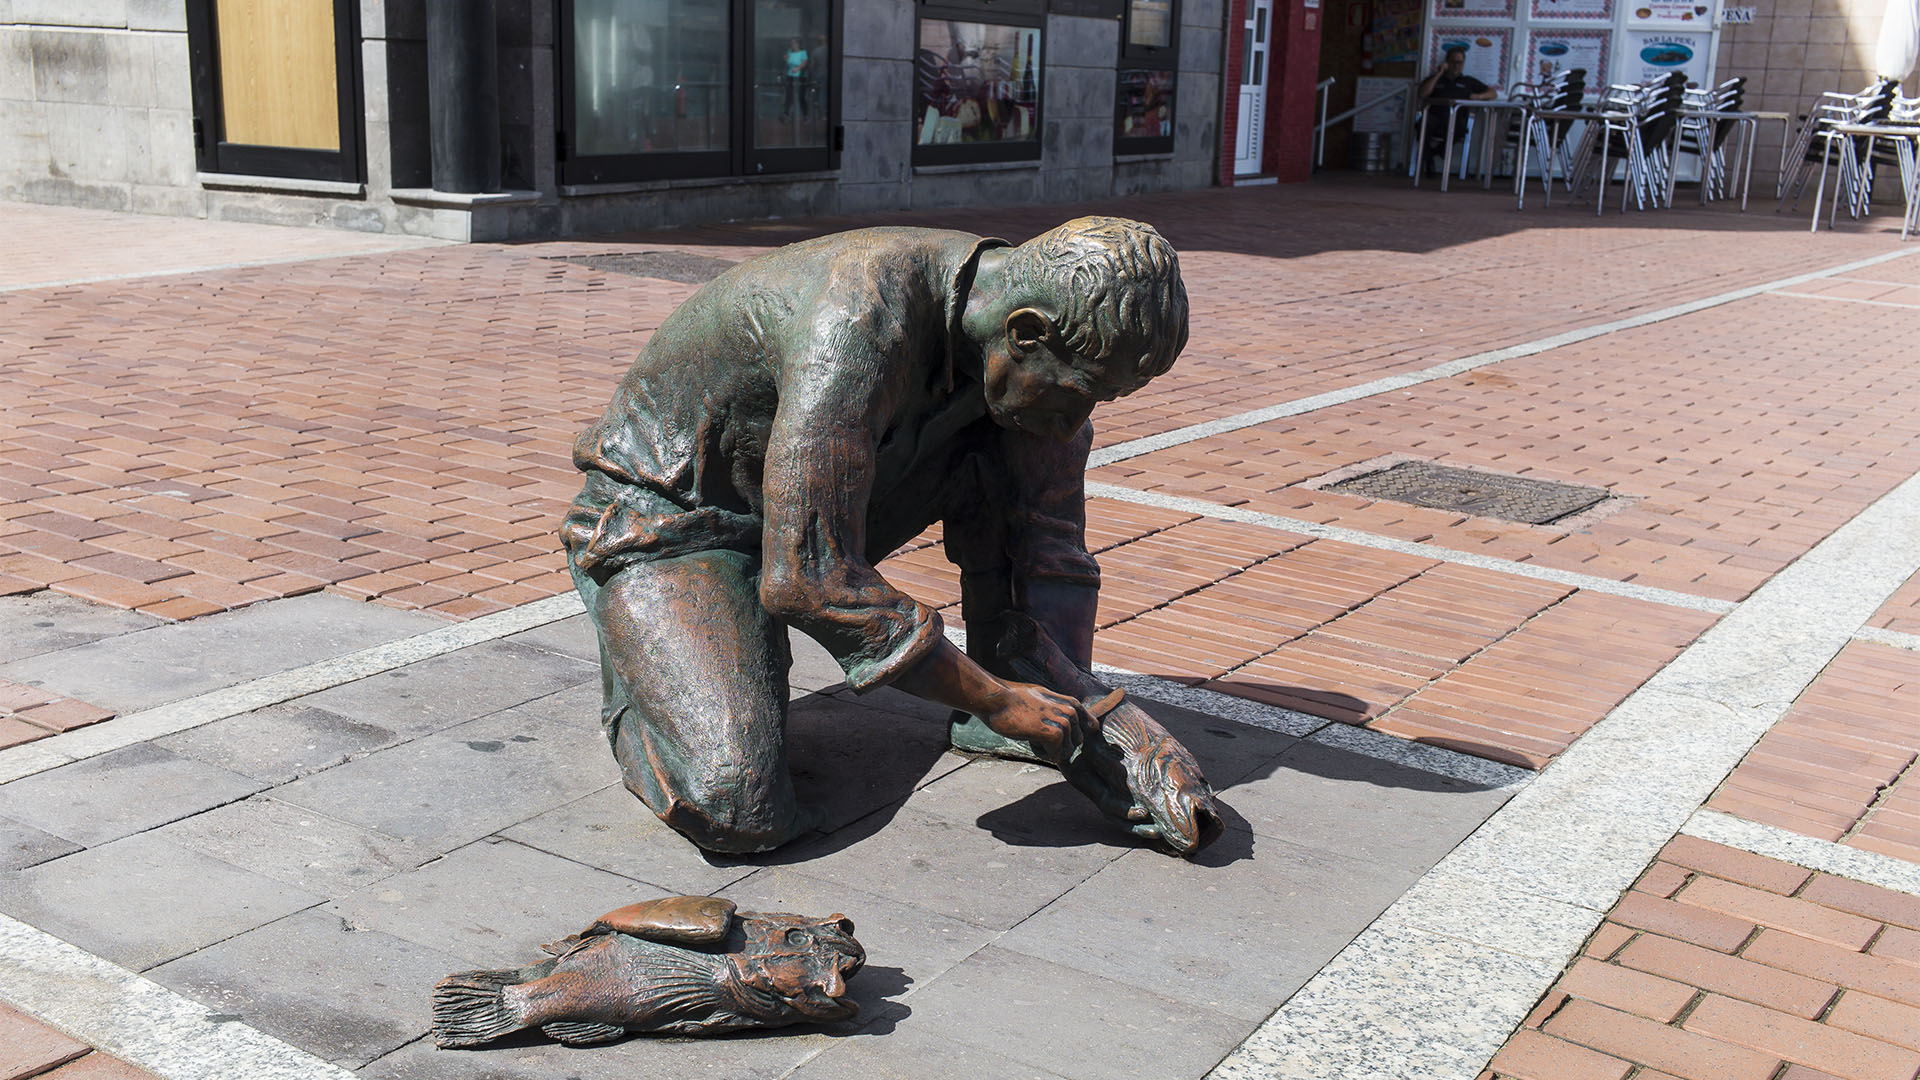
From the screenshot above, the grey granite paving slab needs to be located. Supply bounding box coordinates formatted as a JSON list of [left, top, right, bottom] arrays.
[[785, 693, 968, 832], [0, 592, 160, 664], [904, 756, 1150, 854], [0, 594, 442, 712], [500, 785, 760, 896], [359, 1027, 826, 1080], [788, 1024, 1072, 1080], [718, 864, 998, 1022], [777, 793, 1120, 931], [148, 907, 470, 1068], [996, 835, 1418, 1021], [0, 814, 80, 870], [271, 700, 619, 853], [502, 613, 597, 661], [154, 703, 402, 785], [785, 626, 847, 694], [902, 946, 1254, 1080], [153, 795, 435, 898], [325, 838, 665, 968], [292, 641, 597, 741], [0, 743, 265, 847], [1225, 738, 1514, 872], [0, 831, 320, 971]]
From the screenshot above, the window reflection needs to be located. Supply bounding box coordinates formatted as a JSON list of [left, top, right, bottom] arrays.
[[753, 0, 829, 150], [573, 0, 729, 156], [916, 19, 1041, 145], [1118, 68, 1174, 139]]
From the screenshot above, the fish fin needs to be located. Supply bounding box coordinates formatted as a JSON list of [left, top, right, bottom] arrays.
[[431, 970, 526, 1048], [541, 1021, 626, 1046], [539, 933, 591, 957]]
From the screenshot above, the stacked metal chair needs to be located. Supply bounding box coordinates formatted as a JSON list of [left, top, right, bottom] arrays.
[[1565, 72, 1689, 214], [1675, 77, 1748, 202], [1517, 68, 1589, 205], [1777, 78, 1898, 211]]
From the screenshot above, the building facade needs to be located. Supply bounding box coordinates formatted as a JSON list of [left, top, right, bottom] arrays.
[[0, 0, 1226, 240]]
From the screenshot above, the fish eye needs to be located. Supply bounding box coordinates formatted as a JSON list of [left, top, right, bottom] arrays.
[[785, 928, 813, 947]]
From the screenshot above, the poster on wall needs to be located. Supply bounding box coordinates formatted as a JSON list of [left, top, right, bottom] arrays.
[[1431, 0, 1514, 21], [1627, 0, 1712, 22], [1624, 28, 1711, 85], [1525, 28, 1608, 85], [1531, 0, 1612, 20], [1370, 0, 1423, 62], [1429, 27, 1512, 87], [1353, 75, 1411, 132]]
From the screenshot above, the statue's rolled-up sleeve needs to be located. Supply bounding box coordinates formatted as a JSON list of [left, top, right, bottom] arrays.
[[757, 358, 942, 692]]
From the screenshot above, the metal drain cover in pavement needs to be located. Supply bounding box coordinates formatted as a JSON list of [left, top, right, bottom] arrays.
[[552, 251, 739, 284], [1325, 461, 1612, 524]]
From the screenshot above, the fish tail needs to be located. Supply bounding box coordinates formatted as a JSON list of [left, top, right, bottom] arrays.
[[431, 969, 527, 1048]]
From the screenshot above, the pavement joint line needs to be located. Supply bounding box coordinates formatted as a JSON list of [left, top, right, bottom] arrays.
[[1206, 457, 1920, 1080], [1766, 289, 1920, 310], [0, 910, 354, 1080], [1086, 480, 1736, 614], [0, 592, 586, 786], [1853, 625, 1920, 651], [1682, 808, 1920, 898], [1088, 246, 1920, 470], [0, 244, 444, 294]]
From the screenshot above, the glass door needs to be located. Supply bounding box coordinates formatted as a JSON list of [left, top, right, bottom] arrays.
[[1236, 0, 1273, 174]]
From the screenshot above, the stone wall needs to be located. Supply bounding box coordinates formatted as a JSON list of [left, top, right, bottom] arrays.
[[1714, 0, 1914, 198], [2, 0, 1230, 239]]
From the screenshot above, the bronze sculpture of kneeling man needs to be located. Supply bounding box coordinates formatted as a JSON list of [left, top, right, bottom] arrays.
[[563, 216, 1222, 856]]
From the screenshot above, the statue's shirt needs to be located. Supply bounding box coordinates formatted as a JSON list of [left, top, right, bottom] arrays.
[[563, 227, 1100, 691]]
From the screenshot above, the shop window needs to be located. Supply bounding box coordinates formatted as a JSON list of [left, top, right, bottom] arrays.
[[1115, 0, 1177, 153], [914, 3, 1045, 166], [558, 0, 838, 184], [184, 0, 365, 182]]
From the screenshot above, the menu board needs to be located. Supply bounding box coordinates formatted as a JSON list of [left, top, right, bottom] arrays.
[[1624, 29, 1712, 84], [1432, 0, 1515, 20], [1526, 28, 1609, 85], [1531, 0, 1612, 19], [1627, 0, 1712, 22], [1429, 27, 1513, 88]]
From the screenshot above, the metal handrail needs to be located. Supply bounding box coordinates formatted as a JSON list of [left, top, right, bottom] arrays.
[[1315, 82, 1412, 168], [1315, 77, 1336, 168]]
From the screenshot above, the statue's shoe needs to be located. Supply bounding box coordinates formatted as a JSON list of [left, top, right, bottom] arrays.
[[946, 710, 1049, 764]]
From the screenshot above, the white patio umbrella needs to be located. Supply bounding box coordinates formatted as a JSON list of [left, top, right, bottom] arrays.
[[1876, 0, 1919, 83]]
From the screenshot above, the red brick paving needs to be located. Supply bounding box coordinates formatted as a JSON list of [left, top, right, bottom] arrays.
[[0, 677, 115, 748], [1867, 571, 1920, 637], [1708, 642, 1920, 862], [1091, 286, 1920, 603], [0, 1002, 157, 1080], [1485, 836, 1920, 1080]]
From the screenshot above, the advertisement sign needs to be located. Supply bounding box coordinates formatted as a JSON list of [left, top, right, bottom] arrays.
[[1530, 0, 1612, 19], [1371, 0, 1423, 62], [1429, 27, 1512, 88], [1526, 28, 1608, 85], [1624, 29, 1711, 85], [1627, 0, 1712, 22], [1353, 75, 1410, 132], [1431, 0, 1515, 20]]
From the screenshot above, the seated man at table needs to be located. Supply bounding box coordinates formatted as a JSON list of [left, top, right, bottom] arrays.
[[1419, 46, 1497, 177]]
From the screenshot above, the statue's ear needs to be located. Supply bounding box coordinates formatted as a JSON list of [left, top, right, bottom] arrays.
[[588, 895, 737, 945], [1006, 307, 1053, 353]]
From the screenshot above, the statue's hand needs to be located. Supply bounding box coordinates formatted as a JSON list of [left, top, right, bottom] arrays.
[[982, 681, 1082, 762]]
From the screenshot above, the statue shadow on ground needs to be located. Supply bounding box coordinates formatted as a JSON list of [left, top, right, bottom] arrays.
[[700, 680, 1501, 870]]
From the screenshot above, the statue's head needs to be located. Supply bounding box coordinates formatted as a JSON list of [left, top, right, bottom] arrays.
[[979, 216, 1188, 442]]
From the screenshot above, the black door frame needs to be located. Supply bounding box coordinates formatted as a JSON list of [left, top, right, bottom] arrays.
[[184, 0, 366, 182]]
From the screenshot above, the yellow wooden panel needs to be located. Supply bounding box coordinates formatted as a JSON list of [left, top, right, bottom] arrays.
[[216, 0, 340, 151]]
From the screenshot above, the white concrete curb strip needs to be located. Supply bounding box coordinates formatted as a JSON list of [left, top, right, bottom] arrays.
[[0, 911, 356, 1080], [1683, 809, 1920, 898]]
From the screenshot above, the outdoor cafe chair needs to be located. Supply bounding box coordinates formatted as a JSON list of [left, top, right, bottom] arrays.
[[1778, 79, 1897, 211]]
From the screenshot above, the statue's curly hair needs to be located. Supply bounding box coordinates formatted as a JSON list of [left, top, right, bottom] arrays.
[[1003, 216, 1189, 394]]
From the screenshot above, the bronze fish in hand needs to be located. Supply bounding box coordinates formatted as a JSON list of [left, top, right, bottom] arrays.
[[431, 895, 865, 1047]]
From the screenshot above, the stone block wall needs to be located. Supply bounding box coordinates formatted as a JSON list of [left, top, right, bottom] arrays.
[[1714, 0, 1914, 198]]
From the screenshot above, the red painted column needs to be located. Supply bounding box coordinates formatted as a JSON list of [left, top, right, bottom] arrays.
[[1261, 0, 1323, 182]]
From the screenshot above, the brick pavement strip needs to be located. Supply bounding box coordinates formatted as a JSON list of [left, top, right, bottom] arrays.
[[1487, 837, 1920, 1080]]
